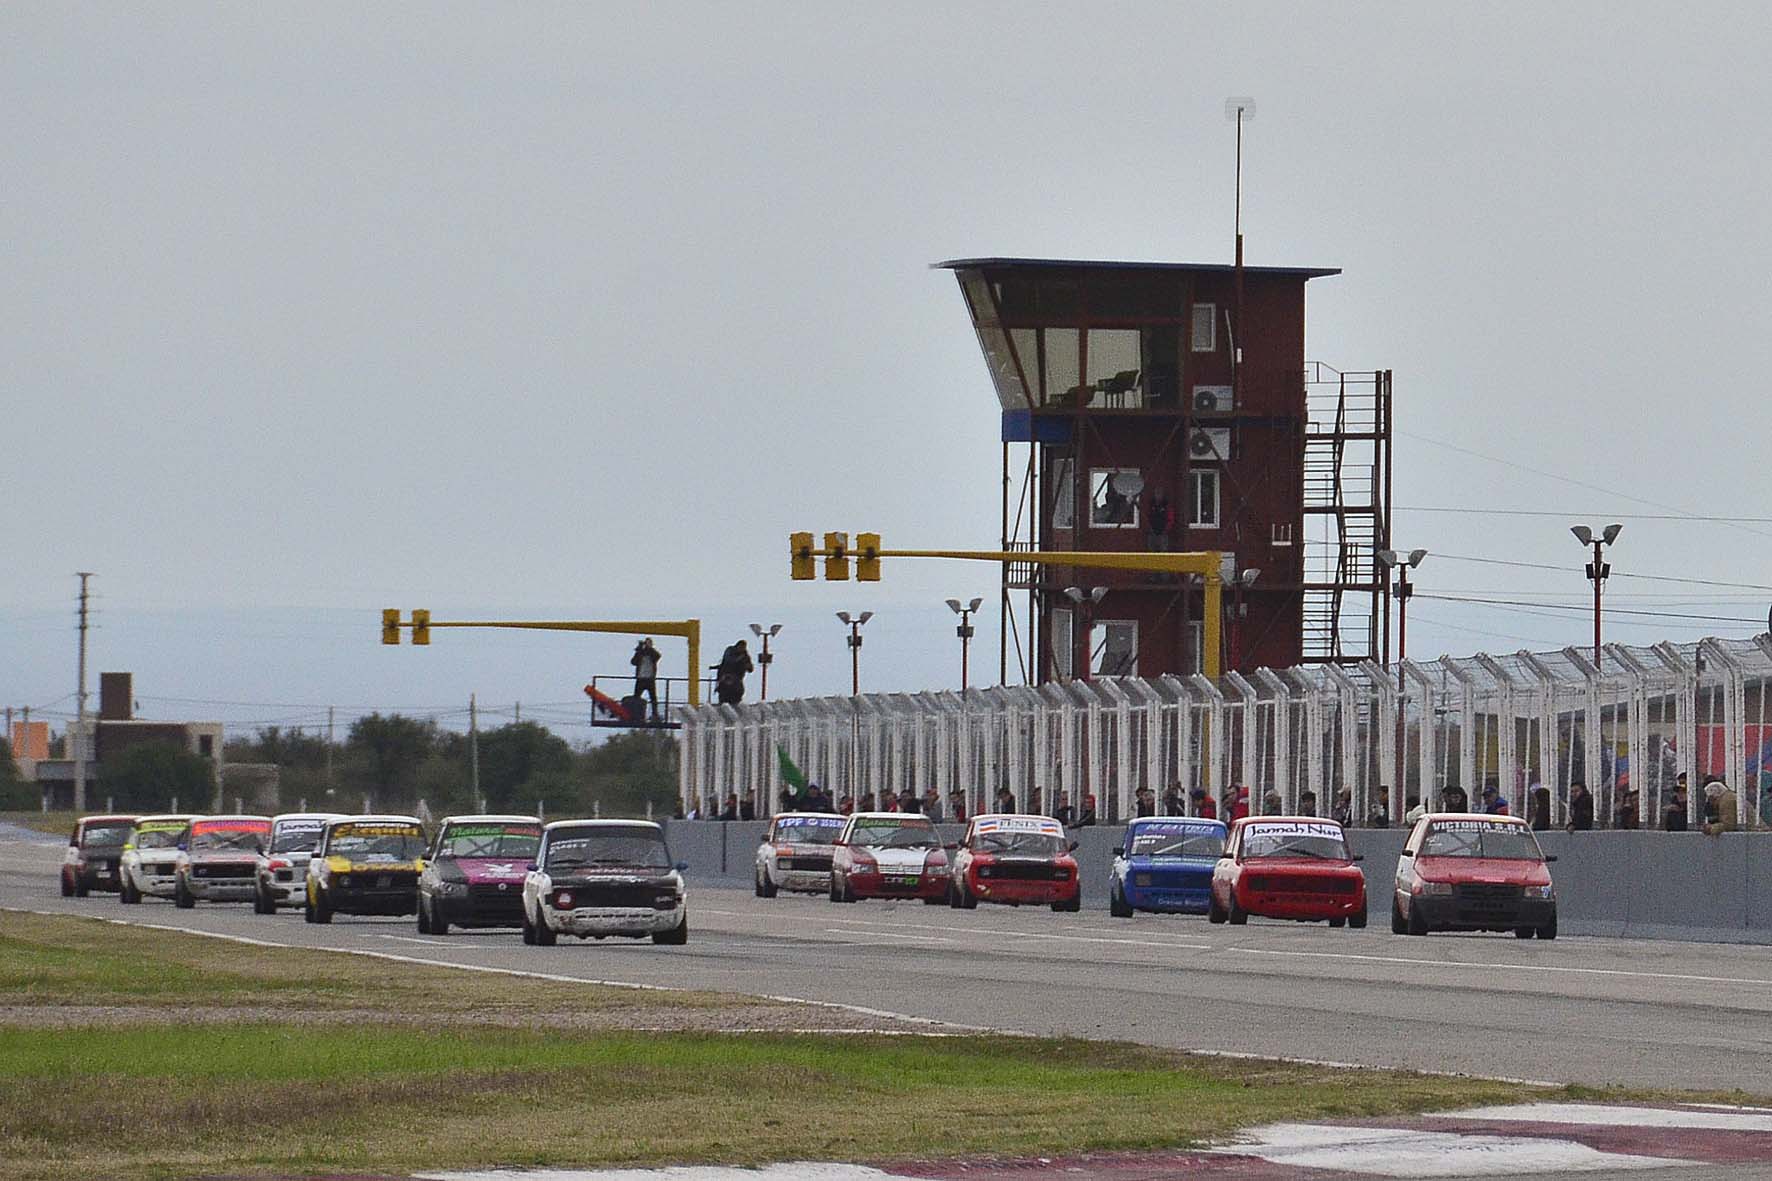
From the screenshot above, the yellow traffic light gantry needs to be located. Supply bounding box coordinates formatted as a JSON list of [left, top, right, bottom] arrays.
[[378, 613, 703, 706], [786, 532, 1229, 678]]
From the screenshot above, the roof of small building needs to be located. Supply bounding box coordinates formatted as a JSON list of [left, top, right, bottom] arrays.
[[934, 257, 1340, 279]]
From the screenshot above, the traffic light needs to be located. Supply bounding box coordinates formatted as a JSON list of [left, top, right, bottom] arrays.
[[791, 531, 816, 581], [382, 609, 401, 645], [824, 531, 850, 581], [856, 532, 881, 581], [411, 609, 431, 645]]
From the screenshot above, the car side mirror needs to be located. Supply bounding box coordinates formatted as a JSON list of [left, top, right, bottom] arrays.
[[1067, 840, 1079, 852], [943, 842, 958, 851], [1543, 854, 1558, 862], [1398, 848, 1414, 857], [675, 860, 689, 872], [525, 862, 538, 872], [1350, 854, 1365, 862], [177, 841, 188, 851]]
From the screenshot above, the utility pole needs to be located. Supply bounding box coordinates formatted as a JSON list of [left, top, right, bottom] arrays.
[[326, 706, 335, 787], [469, 693, 481, 803], [73, 572, 93, 811], [514, 701, 520, 724]]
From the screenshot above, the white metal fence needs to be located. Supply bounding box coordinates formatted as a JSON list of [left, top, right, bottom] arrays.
[[678, 637, 1772, 831]]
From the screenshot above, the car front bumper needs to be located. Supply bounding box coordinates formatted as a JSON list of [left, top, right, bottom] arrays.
[[1125, 883, 1212, 913], [969, 876, 1077, 905], [846, 870, 947, 900], [133, 864, 180, 897], [1410, 894, 1556, 930], [544, 904, 684, 937], [1238, 888, 1367, 920], [767, 866, 832, 893], [187, 877, 256, 901], [435, 887, 527, 927], [260, 872, 308, 906], [320, 885, 418, 915]]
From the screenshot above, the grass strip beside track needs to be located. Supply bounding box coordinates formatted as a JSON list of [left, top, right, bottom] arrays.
[[0, 912, 1749, 1181], [0, 812, 78, 839]]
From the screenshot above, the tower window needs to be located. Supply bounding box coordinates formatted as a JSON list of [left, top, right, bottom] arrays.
[[1190, 470, 1220, 528], [1191, 303, 1217, 352]]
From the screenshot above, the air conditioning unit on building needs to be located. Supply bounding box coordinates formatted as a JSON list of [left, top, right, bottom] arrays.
[[1193, 385, 1235, 415], [1189, 427, 1232, 461]]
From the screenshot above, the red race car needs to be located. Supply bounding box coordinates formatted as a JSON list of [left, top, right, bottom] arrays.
[[1392, 813, 1557, 939], [829, 812, 950, 904], [949, 813, 1080, 911], [1210, 816, 1367, 928]]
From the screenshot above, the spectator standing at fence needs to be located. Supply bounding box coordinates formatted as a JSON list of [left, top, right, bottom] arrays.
[[1053, 790, 1075, 826], [1162, 784, 1185, 816], [739, 795, 755, 822], [1441, 785, 1468, 813], [1078, 793, 1098, 827], [1404, 793, 1425, 824], [1481, 785, 1509, 817], [1028, 786, 1045, 815], [1367, 797, 1390, 829], [1331, 789, 1353, 827], [1663, 779, 1688, 832], [719, 793, 738, 821], [1230, 785, 1251, 822], [921, 789, 942, 822], [1192, 788, 1217, 820], [1262, 789, 1284, 816], [1613, 785, 1640, 830], [838, 795, 854, 816], [858, 791, 876, 812], [1136, 786, 1157, 817], [1567, 782, 1595, 831], [1527, 785, 1552, 830], [778, 788, 800, 813], [994, 786, 1015, 814], [1298, 789, 1318, 817], [1703, 780, 1738, 835], [948, 791, 968, 824]]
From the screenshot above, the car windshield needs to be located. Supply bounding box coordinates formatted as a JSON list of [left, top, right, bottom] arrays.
[[328, 824, 425, 861], [1242, 822, 1349, 860], [975, 832, 1064, 856], [1129, 826, 1224, 859], [772, 817, 844, 845], [81, 823, 132, 846], [134, 825, 185, 850], [1420, 821, 1544, 861], [546, 830, 670, 871], [269, 824, 328, 854], [191, 825, 270, 852], [439, 824, 542, 858], [849, 819, 937, 849]]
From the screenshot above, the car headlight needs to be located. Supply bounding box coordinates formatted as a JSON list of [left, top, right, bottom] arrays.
[[1527, 884, 1555, 899], [438, 881, 468, 897], [1418, 880, 1453, 896]]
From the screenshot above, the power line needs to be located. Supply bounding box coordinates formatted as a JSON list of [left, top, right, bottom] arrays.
[[1416, 593, 1764, 626], [1401, 505, 1772, 524], [1434, 552, 1772, 592]]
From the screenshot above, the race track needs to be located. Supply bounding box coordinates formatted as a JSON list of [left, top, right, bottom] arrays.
[[7, 823, 1771, 1093]]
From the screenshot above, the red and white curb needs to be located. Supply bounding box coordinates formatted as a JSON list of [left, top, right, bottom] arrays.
[[417, 1103, 1772, 1178]]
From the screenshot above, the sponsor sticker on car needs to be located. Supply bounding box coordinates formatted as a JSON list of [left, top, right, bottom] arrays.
[[1432, 818, 1522, 832], [776, 816, 844, 831], [1246, 821, 1343, 840], [975, 816, 1064, 836]]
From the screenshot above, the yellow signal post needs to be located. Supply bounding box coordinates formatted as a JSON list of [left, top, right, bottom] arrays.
[[790, 531, 816, 581], [379, 615, 704, 707], [787, 538, 1228, 678], [855, 532, 882, 581], [823, 531, 850, 581]]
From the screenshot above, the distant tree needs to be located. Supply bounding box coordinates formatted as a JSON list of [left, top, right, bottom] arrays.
[[101, 741, 215, 812], [477, 722, 572, 811], [578, 730, 677, 818], [345, 714, 439, 805], [0, 738, 34, 810]]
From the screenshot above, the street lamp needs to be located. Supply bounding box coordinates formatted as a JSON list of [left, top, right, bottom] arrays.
[[1571, 524, 1622, 667], [946, 597, 984, 689], [1376, 548, 1429, 692], [1228, 567, 1259, 671], [748, 623, 782, 701], [1063, 586, 1108, 680], [836, 611, 872, 696]]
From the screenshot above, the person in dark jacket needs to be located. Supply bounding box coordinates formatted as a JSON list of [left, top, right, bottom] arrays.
[[738, 796, 756, 822], [1528, 785, 1552, 830], [1566, 782, 1594, 831], [1664, 779, 1689, 832], [713, 640, 755, 706], [1077, 793, 1098, 827], [1135, 787, 1157, 818], [1162, 784, 1186, 816], [1053, 790, 1076, 826], [719, 793, 738, 822]]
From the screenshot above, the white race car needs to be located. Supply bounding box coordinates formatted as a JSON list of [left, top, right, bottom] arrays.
[[119, 814, 196, 903], [754, 812, 845, 896], [174, 815, 273, 907], [254, 812, 347, 913], [522, 820, 687, 946]]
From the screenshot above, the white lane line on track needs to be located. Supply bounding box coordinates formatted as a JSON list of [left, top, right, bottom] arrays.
[[3, 906, 1569, 1087], [720, 909, 1772, 989], [368, 934, 452, 946]]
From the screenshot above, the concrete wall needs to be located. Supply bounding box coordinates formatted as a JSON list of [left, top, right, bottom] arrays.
[[664, 820, 1772, 945]]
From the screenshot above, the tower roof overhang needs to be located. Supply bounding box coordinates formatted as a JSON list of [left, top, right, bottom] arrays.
[[934, 258, 1340, 279]]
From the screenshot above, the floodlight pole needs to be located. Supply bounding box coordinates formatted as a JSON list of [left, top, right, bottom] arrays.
[[1573, 525, 1621, 669], [750, 623, 782, 701]]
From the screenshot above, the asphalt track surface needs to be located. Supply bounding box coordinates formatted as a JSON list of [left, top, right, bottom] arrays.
[[6, 825, 1772, 1094]]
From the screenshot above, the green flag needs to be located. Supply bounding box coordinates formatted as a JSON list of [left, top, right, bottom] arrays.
[[776, 744, 808, 792]]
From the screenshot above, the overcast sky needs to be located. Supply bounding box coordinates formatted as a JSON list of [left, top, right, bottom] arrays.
[[7, 3, 1772, 736]]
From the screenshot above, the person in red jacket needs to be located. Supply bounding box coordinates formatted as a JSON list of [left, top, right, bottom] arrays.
[[1191, 788, 1217, 820]]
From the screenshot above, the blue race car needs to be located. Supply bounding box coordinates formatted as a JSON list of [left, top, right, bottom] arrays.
[[1109, 817, 1228, 916]]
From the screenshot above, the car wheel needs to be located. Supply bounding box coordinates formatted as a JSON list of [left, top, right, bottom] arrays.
[[174, 877, 195, 909], [74, 877, 89, 898], [757, 866, 778, 898], [829, 873, 844, 903], [653, 916, 689, 945], [1537, 911, 1557, 941], [521, 906, 537, 944], [431, 898, 449, 937], [957, 879, 978, 909], [1207, 891, 1227, 924], [416, 894, 432, 933], [1055, 894, 1081, 913], [122, 877, 141, 905], [948, 881, 963, 908], [1227, 894, 1248, 925], [1406, 897, 1428, 936], [1514, 925, 1535, 939], [1110, 884, 1134, 918], [60, 870, 74, 898], [1328, 917, 1346, 928], [1348, 906, 1367, 930], [924, 893, 946, 905], [252, 883, 269, 914], [533, 911, 557, 946], [1390, 897, 1408, 935]]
